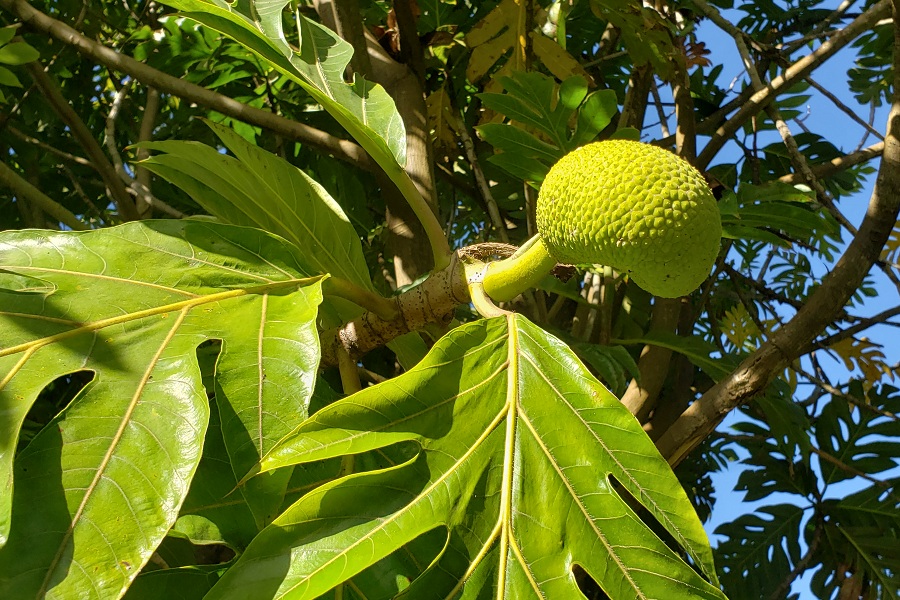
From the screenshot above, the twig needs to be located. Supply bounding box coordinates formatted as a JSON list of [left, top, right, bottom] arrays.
[[649, 79, 671, 139], [777, 142, 884, 185], [794, 362, 898, 421], [454, 109, 509, 243], [697, 0, 891, 170], [805, 77, 884, 141], [103, 82, 185, 219], [27, 62, 140, 221], [6, 125, 93, 167], [60, 163, 104, 221], [811, 446, 896, 488], [806, 304, 900, 351], [0, 160, 89, 230], [723, 263, 805, 311], [135, 86, 160, 217]]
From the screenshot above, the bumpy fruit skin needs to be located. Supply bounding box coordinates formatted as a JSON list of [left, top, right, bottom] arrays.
[[536, 140, 721, 298]]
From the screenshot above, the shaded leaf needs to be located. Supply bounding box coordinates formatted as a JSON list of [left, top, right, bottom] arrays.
[[614, 330, 731, 381], [122, 565, 225, 600], [715, 504, 805, 600], [815, 383, 900, 485], [813, 479, 900, 600]]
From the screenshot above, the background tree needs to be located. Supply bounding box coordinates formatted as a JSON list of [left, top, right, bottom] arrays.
[[0, 0, 898, 599]]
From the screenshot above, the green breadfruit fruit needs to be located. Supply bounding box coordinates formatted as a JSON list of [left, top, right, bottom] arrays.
[[536, 140, 722, 298]]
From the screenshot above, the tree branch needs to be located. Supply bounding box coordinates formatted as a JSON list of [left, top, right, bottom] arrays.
[[696, 0, 891, 170], [26, 62, 140, 221], [319, 253, 470, 367], [6, 124, 93, 168], [103, 82, 184, 218], [657, 0, 900, 465], [135, 86, 160, 217], [0, 160, 89, 231], [1, 0, 374, 172], [777, 141, 884, 185]]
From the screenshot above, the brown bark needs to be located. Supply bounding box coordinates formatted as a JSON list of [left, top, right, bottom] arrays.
[[320, 253, 470, 367]]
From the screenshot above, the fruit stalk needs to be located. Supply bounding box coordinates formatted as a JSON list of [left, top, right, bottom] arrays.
[[481, 236, 558, 302]]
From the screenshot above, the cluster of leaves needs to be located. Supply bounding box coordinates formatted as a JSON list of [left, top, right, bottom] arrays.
[[0, 25, 37, 102], [716, 383, 900, 600], [0, 0, 730, 598]]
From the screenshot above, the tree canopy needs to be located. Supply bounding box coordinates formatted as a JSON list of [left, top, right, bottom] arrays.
[[0, 0, 898, 599]]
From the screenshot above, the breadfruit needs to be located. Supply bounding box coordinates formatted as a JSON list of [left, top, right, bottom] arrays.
[[536, 140, 721, 297]]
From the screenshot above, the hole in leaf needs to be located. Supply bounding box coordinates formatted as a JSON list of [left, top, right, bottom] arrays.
[[19, 369, 94, 452], [352, 526, 447, 595], [608, 474, 709, 581], [573, 563, 610, 599]]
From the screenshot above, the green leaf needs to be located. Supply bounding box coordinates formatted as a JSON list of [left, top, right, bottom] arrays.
[[0, 41, 39, 65], [158, 0, 406, 169], [139, 122, 373, 291], [211, 316, 724, 599], [486, 152, 552, 183], [0, 26, 17, 47], [0, 221, 323, 598], [814, 480, 900, 600], [122, 564, 225, 600], [139, 129, 428, 369], [715, 504, 805, 600], [0, 66, 21, 88], [724, 182, 840, 254], [614, 331, 731, 381], [476, 123, 564, 165], [572, 342, 641, 397], [571, 89, 618, 148], [815, 385, 900, 485], [174, 398, 260, 551], [478, 74, 620, 181]]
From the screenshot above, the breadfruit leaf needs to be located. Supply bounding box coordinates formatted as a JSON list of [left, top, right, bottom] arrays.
[[0, 221, 323, 599], [159, 0, 406, 168], [210, 315, 725, 599], [714, 504, 805, 600], [139, 121, 372, 292]]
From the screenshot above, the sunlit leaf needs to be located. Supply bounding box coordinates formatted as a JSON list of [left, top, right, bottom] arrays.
[[210, 316, 724, 599], [139, 121, 372, 291], [0, 221, 323, 598], [159, 0, 407, 169]]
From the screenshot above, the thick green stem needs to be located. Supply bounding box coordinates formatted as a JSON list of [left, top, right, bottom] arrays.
[[389, 164, 453, 271], [482, 236, 558, 302]]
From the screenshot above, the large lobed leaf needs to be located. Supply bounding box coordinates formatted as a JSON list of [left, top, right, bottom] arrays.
[[139, 121, 374, 292], [0, 221, 323, 598], [213, 315, 725, 599], [139, 122, 429, 368]]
